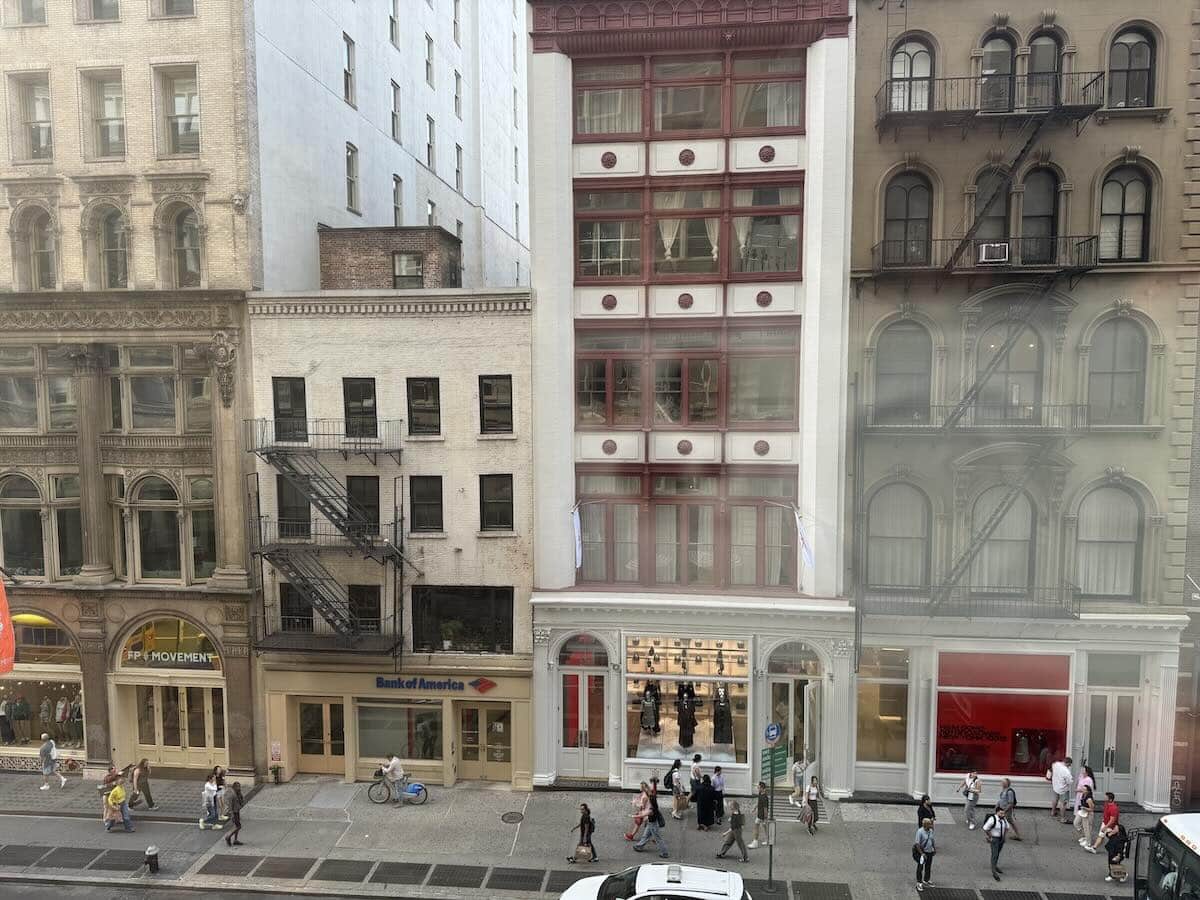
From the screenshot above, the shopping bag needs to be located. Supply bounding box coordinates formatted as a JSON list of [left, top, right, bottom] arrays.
[[573, 844, 594, 863]]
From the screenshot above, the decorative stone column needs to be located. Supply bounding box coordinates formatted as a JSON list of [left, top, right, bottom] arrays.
[[68, 345, 113, 586], [76, 599, 111, 777], [825, 638, 856, 799], [1146, 655, 1180, 811], [197, 331, 249, 592]]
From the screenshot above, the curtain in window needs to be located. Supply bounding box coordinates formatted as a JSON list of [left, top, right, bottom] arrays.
[[866, 483, 928, 587], [577, 87, 641, 134], [655, 505, 678, 583], [703, 217, 720, 260], [733, 216, 752, 267], [656, 192, 684, 261], [580, 503, 606, 581], [614, 504, 639, 582], [1077, 487, 1139, 596], [687, 505, 715, 584], [729, 506, 757, 585], [969, 487, 1032, 591], [764, 506, 789, 586]]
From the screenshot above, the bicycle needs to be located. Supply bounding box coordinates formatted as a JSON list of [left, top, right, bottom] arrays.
[[367, 768, 429, 805]]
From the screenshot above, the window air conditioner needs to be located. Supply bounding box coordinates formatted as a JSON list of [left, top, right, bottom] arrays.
[[977, 242, 1010, 264]]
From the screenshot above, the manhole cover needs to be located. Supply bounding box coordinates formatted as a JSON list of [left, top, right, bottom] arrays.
[[501, 811, 524, 824]]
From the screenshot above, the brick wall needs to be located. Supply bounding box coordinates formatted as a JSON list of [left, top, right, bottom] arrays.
[[317, 226, 462, 290]]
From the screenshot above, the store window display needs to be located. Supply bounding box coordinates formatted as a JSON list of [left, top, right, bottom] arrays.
[[0, 614, 84, 751], [624, 635, 748, 764], [856, 647, 909, 764]]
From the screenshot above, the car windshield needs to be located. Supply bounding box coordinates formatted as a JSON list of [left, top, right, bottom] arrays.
[[598, 868, 640, 900]]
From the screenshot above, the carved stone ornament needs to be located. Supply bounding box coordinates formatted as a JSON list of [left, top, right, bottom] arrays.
[[78, 600, 100, 619], [1113, 298, 1135, 317], [79, 639, 105, 655], [601, 293, 618, 310], [1039, 8, 1057, 27], [1034, 147, 1053, 166], [678, 149, 696, 167], [902, 151, 921, 170], [758, 145, 776, 163], [223, 602, 248, 623], [601, 439, 618, 455], [224, 643, 249, 658], [2, 178, 62, 205], [532, 626, 552, 646], [195, 331, 238, 408], [991, 12, 1010, 28], [753, 440, 770, 456], [1103, 465, 1128, 484], [985, 148, 1005, 167], [600, 151, 617, 169], [676, 439, 693, 456], [897, 301, 917, 320], [677, 292, 694, 309], [0, 306, 225, 333], [147, 173, 210, 197], [1122, 145, 1143, 164], [65, 344, 105, 375], [73, 177, 134, 198], [755, 291, 773, 308], [892, 463, 913, 479], [832, 639, 852, 658]]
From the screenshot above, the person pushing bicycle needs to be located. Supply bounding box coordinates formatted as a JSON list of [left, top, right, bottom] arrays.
[[382, 754, 407, 803]]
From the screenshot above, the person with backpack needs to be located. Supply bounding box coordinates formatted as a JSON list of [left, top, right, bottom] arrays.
[[632, 790, 669, 858], [958, 770, 982, 830], [1105, 823, 1130, 884], [997, 778, 1022, 840], [568, 802, 597, 863], [913, 816, 936, 892], [1090, 791, 1120, 853], [983, 805, 1010, 881], [666, 759, 687, 820]]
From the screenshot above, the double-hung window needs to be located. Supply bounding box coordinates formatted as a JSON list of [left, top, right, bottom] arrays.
[[406, 377, 440, 435], [479, 474, 514, 531], [479, 375, 513, 434], [409, 476, 443, 532], [652, 57, 722, 134], [574, 61, 643, 137], [730, 186, 802, 274], [342, 377, 377, 438], [731, 53, 804, 131]]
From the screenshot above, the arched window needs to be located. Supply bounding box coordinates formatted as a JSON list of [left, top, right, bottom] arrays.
[[1109, 29, 1154, 109], [1021, 168, 1059, 264], [189, 476, 216, 581], [970, 486, 1034, 592], [1089, 318, 1147, 425], [866, 483, 930, 588], [889, 39, 933, 112], [974, 169, 1011, 243], [134, 476, 181, 580], [980, 34, 1015, 111], [874, 321, 932, 423], [558, 633, 609, 667], [29, 209, 56, 290], [172, 207, 201, 287], [1027, 33, 1062, 108], [882, 173, 932, 266], [100, 208, 128, 289], [1100, 166, 1150, 262], [975, 321, 1041, 422], [0, 474, 44, 578], [1076, 486, 1141, 598]]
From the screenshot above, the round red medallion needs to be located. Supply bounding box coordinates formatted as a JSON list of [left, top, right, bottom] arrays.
[[676, 439, 693, 456], [601, 439, 618, 455], [678, 149, 695, 166], [753, 440, 771, 457], [601, 293, 618, 310], [600, 151, 617, 169], [677, 292, 694, 309], [756, 290, 773, 308], [759, 145, 776, 163]]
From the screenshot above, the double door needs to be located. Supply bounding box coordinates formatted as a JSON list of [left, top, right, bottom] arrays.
[[135, 684, 227, 767], [769, 678, 820, 788], [1087, 692, 1137, 801], [298, 698, 344, 774], [559, 671, 606, 779], [459, 704, 513, 782]]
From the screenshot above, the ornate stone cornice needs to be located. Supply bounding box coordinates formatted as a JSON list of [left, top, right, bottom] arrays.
[[146, 172, 210, 196], [0, 295, 241, 334], [72, 175, 135, 197], [1, 177, 62, 205], [248, 292, 533, 319]]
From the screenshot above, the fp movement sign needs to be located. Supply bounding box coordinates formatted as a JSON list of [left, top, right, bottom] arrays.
[[376, 676, 498, 694]]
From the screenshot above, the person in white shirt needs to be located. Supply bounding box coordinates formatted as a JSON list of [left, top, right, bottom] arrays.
[[958, 771, 982, 829], [383, 754, 406, 803], [983, 805, 1010, 881], [1049, 757, 1073, 823]]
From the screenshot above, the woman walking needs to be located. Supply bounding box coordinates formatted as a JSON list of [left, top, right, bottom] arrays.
[[625, 782, 651, 840], [212, 765, 229, 821], [1075, 765, 1095, 818], [199, 773, 222, 830], [667, 759, 688, 819], [788, 758, 804, 807], [224, 782, 245, 846], [712, 766, 726, 824], [696, 774, 716, 832], [715, 799, 749, 863], [804, 775, 822, 835], [132, 758, 158, 811], [1074, 784, 1096, 848], [958, 770, 982, 830], [914, 817, 936, 892], [568, 802, 597, 863]]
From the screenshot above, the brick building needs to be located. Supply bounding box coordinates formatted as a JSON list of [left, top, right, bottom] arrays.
[[318, 226, 462, 291]]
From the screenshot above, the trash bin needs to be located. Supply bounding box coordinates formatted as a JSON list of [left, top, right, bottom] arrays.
[[144, 845, 159, 874]]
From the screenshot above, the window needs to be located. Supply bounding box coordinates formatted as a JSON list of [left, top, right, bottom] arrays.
[[1020, 168, 1058, 264], [409, 475, 443, 532], [454, 71, 462, 118], [272, 376, 308, 441], [13, 73, 52, 160], [731, 52, 804, 130], [452, 0, 460, 44], [17, 0, 45, 24], [348, 585, 381, 632], [154, 0, 193, 14], [577, 219, 641, 277], [856, 648, 909, 764], [341, 34, 355, 103], [425, 34, 434, 87], [866, 483, 929, 588], [480, 474, 514, 531], [412, 585, 514, 653], [1100, 166, 1150, 262], [426, 199, 436, 226], [874, 321, 932, 423], [98, 207, 128, 288], [279, 583, 313, 633], [390, 81, 402, 141], [974, 169, 1010, 242], [653, 57, 722, 133], [1076, 486, 1141, 598], [26, 208, 56, 290], [575, 61, 643, 136], [172, 207, 201, 287], [889, 39, 932, 112], [389, 0, 398, 46], [479, 375, 513, 434], [345, 143, 359, 212], [655, 353, 718, 426], [0, 346, 38, 431], [513, 33, 518, 70], [133, 476, 180, 580], [975, 321, 1040, 421], [969, 486, 1034, 592], [347, 475, 379, 536], [1027, 33, 1061, 108], [392, 175, 403, 226], [1089, 318, 1146, 425], [426, 116, 435, 169], [980, 34, 1015, 112], [359, 704, 442, 760], [730, 185, 801, 274], [882, 173, 932, 266], [392, 252, 422, 288], [52, 475, 82, 579], [276, 474, 311, 539], [514, 202, 519, 234], [159, 67, 199, 155], [455, 144, 463, 192], [83, 0, 119, 22], [1109, 29, 1153, 108], [406, 377, 440, 434], [0, 475, 44, 578], [86, 72, 124, 158], [104, 345, 210, 435], [342, 377, 377, 439]]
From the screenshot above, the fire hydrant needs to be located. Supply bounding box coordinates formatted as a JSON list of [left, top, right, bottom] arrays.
[[144, 845, 159, 874]]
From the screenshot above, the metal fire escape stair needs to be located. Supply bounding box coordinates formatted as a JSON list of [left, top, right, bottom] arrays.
[[258, 544, 358, 637]]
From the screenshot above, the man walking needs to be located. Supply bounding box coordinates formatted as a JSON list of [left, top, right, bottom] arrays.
[[983, 806, 1010, 881], [958, 770, 981, 830], [747, 781, 769, 849], [632, 790, 669, 858], [38, 733, 64, 790], [997, 778, 1022, 840], [1050, 756, 1074, 823], [914, 817, 936, 892]]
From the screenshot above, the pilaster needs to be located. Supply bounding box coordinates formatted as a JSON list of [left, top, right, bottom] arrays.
[[68, 344, 113, 586]]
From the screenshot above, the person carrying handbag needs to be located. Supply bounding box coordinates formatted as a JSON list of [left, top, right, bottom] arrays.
[[983, 806, 1010, 881], [913, 817, 935, 892], [568, 802, 597, 863], [958, 771, 982, 830]]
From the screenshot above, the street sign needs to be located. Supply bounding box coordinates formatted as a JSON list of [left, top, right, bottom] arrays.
[[759, 745, 788, 779], [764, 722, 782, 747]]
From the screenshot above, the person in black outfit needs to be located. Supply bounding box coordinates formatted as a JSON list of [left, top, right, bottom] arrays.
[[224, 782, 245, 846], [568, 802, 597, 863], [696, 774, 716, 831], [917, 794, 936, 828]]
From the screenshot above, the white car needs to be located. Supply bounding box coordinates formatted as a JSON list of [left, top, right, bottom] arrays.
[[560, 863, 750, 900]]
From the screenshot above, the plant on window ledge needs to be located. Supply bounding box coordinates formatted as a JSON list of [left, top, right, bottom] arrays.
[[439, 619, 463, 650]]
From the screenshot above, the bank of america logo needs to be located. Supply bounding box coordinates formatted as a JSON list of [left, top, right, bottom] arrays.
[[469, 677, 497, 694]]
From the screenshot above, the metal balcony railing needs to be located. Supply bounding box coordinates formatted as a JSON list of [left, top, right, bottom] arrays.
[[859, 583, 1081, 619], [253, 613, 399, 653], [252, 517, 400, 553], [247, 417, 405, 456], [876, 71, 1105, 127], [872, 235, 1098, 274], [864, 403, 1089, 431]]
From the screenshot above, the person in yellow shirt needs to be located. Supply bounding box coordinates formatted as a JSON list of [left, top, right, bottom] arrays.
[[104, 776, 134, 833]]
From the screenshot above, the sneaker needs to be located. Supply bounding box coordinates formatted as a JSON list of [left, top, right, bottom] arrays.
[[39, 784, 49, 791], [1106, 876, 1115, 882], [787, 797, 796, 807], [147, 805, 159, 811], [59, 775, 67, 788], [968, 823, 975, 830], [212, 823, 223, 830], [916, 883, 924, 892], [198, 819, 207, 828], [747, 841, 760, 849], [1087, 846, 1098, 854], [632, 846, 645, 853], [658, 853, 669, 859], [925, 882, 934, 887]]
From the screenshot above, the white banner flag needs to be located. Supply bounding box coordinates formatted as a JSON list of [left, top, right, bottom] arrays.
[[794, 508, 814, 569], [572, 508, 583, 569]]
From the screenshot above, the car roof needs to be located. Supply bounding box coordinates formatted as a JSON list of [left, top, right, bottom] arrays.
[[636, 863, 743, 897]]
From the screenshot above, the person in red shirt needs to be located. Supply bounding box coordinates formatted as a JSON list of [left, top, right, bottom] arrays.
[[1089, 791, 1120, 853]]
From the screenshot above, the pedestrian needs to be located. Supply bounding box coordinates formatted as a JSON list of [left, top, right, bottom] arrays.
[[213, 765, 229, 820], [712, 766, 726, 824], [1074, 783, 1096, 849], [997, 777, 1022, 840], [1050, 756, 1074, 822], [98, 764, 121, 793], [716, 799, 749, 863], [696, 774, 716, 831], [131, 758, 157, 810], [1075, 764, 1095, 819], [199, 773, 222, 830], [224, 782, 245, 847], [632, 790, 669, 859], [568, 801, 598, 863], [625, 782, 651, 840], [983, 805, 1010, 881], [1090, 791, 1120, 853], [788, 758, 804, 807], [382, 753, 406, 803], [666, 759, 687, 819], [689, 754, 703, 800], [914, 816, 935, 892], [1105, 823, 1130, 884], [804, 775, 822, 835], [958, 770, 982, 830], [916, 794, 936, 828], [38, 733, 65, 790], [748, 780, 769, 849], [104, 775, 134, 833]]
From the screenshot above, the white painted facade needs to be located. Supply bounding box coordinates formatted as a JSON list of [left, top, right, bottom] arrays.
[[251, 0, 530, 290]]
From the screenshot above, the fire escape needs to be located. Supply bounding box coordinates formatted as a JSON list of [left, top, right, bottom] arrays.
[[853, 1, 1105, 659], [247, 417, 416, 652]]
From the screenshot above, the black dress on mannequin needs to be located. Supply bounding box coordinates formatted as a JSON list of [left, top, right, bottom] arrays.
[[678, 697, 697, 748], [713, 684, 733, 744]]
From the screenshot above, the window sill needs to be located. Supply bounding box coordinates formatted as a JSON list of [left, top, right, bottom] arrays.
[[12, 158, 54, 166], [74, 19, 122, 26], [1084, 424, 1164, 434], [476, 530, 518, 539], [4, 22, 48, 28], [149, 14, 199, 21], [408, 531, 447, 540], [157, 153, 201, 162], [477, 432, 517, 441], [1095, 106, 1170, 124], [405, 434, 444, 442]]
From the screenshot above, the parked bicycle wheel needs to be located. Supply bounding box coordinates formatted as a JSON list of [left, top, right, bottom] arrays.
[[367, 780, 390, 804]]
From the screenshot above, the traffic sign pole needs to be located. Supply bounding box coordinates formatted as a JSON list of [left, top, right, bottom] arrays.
[[762, 723, 781, 892]]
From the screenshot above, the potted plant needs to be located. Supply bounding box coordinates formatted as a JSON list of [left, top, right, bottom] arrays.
[[270, 764, 283, 784], [439, 620, 463, 650]]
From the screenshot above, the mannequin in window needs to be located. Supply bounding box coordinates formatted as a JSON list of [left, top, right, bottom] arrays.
[[713, 683, 733, 745], [644, 681, 661, 734], [70, 693, 83, 747], [678, 695, 697, 748], [39, 697, 51, 738], [13, 695, 30, 743], [0, 702, 13, 745], [55, 695, 69, 742], [1013, 729, 1031, 767], [640, 684, 658, 734]]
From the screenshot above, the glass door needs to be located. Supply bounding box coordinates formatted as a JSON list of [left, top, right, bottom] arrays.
[[459, 706, 482, 780], [483, 707, 513, 782], [296, 699, 345, 774], [1087, 692, 1137, 801], [768, 679, 808, 789], [134, 684, 227, 767], [559, 671, 607, 779]]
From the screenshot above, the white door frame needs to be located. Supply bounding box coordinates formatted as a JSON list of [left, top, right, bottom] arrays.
[[557, 668, 607, 779], [1085, 689, 1139, 802]]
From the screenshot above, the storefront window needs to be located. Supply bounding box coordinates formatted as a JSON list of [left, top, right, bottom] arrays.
[[559, 633, 609, 668], [358, 703, 442, 760], [856, 648, 909, 764], [0, 677, 84, 750], [767, 642, 821, 676], [120, 618, 221, 671], [935, 652, 1070, 775], [1087, 653, 1140, 687], [13, 613, 78, 666]]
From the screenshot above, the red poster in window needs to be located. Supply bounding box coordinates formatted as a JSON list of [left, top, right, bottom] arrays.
[[936, 690, 1068, 776], [0, 581, 14, 674]]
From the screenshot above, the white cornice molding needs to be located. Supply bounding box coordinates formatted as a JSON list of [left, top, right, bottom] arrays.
[[248, 289, 533, 318]]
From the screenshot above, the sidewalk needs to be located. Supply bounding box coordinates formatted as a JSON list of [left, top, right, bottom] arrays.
[[0, 770, 236, 823], [0, 774, 1164, 900]]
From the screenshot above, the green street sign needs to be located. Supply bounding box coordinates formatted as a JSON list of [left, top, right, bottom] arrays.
[[760, 745, 788, 778]]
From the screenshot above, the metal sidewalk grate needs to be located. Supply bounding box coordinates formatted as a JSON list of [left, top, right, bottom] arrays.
[[544, 869, 592, 893], [88, 849, 147, 871], [370, 861, 431, 884], [312, 858, 374, 882], [791, 881, 852, 899], [198, 853, 262, 876], [253, 856, 317, 879], [486, 867, 546, 892], [923, 889, 979, 900], [427, 864, 488, 888], [745, 878, 789, 896], [0, 844, 52, 865], [34, 847, 101, 869], [982, 892, 1041, 900]]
